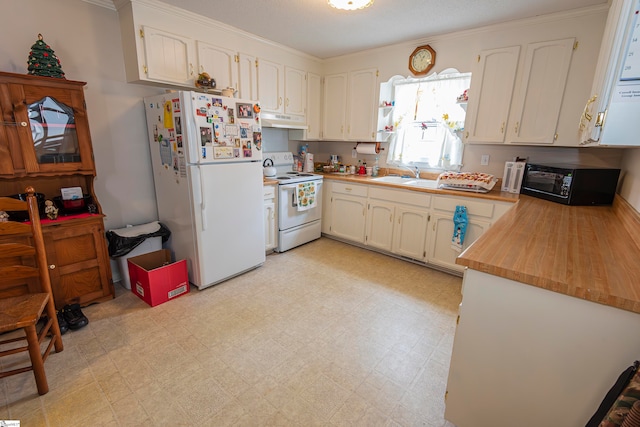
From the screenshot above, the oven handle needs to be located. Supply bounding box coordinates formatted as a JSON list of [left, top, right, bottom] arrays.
[[280, 181, 323, 208]]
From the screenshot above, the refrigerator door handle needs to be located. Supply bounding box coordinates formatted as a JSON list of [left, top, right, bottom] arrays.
[[199, 165, 207, 230]]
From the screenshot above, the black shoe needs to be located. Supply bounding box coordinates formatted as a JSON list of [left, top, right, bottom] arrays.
[[62, 304, 89, 330], [56, 311, 69, 335]]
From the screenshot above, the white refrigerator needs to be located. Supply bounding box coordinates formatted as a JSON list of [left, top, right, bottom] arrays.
[[144, 91, 265, 290]]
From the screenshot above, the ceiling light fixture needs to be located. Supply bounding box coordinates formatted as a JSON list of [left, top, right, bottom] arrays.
[[328, 0, 374, 11]]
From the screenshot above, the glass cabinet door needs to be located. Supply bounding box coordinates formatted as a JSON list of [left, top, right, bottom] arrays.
[[28, 96, 81, 165]]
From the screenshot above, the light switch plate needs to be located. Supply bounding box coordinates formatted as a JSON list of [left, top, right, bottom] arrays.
[[481, 154, 490, 165]]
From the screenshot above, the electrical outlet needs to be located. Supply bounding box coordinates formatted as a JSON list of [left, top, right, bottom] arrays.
[[481, 154, 490, 166], [352, 149, 357, 158]]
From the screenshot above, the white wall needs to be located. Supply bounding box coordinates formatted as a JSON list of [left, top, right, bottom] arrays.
[[0, 0, 164, 230], [620, 148, 640, 210]]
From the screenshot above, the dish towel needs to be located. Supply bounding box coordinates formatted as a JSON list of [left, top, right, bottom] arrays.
[[451, 205, 468, 253], [295, 181, 316, 212]]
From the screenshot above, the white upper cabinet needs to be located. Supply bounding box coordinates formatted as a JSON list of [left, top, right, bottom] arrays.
[[257, 60, 307, 118], [507, 38, 575, 145], [196, 41, 238, 92], [323, 68, 378, 141], [237, 53, 258, 100], [305, 72, 322, 140], [323, 73, 348, 140], [141, 26, 195, 86], [464, 46, 520, 144], [292, 72, 321, 140], [580, 0, 640, 147], [257, 58, 284, 113], [465, 38, 576, 146], [347, 68, 379, 141], [284, 66, 307, 117]]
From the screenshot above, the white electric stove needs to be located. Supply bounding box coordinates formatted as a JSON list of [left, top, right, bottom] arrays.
[[263, 152, 323, 252]]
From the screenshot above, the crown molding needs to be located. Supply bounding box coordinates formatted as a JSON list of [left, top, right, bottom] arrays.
[[81, 0, 116, 10]]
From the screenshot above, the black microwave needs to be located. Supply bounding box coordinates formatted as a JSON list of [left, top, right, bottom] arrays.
[[520, 163, 620, 205]]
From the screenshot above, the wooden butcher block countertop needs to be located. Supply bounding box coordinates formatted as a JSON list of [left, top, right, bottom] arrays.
[[457, 194, 640, 314]]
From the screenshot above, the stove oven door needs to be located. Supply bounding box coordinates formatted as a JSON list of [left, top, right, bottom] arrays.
[[278, 180, 323, 231]]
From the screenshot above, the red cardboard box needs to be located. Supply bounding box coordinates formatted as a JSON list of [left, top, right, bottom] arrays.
[[127, 249, 189, 307]]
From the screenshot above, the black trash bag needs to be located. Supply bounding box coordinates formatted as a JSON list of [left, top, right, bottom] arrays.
[[105, 222, 171, 257]]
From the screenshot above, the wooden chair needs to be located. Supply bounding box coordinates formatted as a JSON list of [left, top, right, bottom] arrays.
[[0, 186, 63, 395]]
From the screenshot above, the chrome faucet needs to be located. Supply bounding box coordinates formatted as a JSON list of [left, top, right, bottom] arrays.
[[397, 164, 421, 179]]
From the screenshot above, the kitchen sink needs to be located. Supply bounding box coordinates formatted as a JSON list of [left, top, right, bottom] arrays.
[[370, 176, 440, 189], [404, 179, 439, 189], [370, 176, 415, 184]]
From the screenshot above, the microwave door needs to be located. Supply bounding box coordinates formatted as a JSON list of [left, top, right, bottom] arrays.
[[526, 171, 570, 199]]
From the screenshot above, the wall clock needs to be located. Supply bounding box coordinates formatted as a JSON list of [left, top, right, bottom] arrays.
[[409, 44, 436, 76]]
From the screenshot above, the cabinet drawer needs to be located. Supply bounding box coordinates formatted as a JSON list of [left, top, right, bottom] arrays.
[[433, 196, 495, 218], [263, 185, 276, 199], [369, 187, 431, 208], [332, 182, 368, 197]]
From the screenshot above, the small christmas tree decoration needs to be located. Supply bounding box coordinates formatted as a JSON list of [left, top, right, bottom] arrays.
[[27, 34, 65, 79]]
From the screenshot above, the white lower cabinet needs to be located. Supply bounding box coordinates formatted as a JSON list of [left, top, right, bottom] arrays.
[[426, 195, 512, 272], [426, 213, 490, 272], [392, 206, 430, 261], [324, 181, 514, 273], [328, 182, 368, 243], [263, 185, 277, 252], [365, 200, 395, 251]]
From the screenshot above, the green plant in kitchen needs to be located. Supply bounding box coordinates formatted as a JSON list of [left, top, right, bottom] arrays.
[[27, 34, 65, 79]]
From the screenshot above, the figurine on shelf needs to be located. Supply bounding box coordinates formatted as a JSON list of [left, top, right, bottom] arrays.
[[456, 89, 469, 102], [44, 200, 58, 220], [195, 72, 216, 90], [0, 211, 8, 222]]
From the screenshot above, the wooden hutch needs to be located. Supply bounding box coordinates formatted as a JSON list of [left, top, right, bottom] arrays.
[[0, 71, 114, 309]]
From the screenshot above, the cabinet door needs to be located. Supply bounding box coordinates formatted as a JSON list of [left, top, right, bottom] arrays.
[[329, 193, 367, 243], [0, 87, 21, 175], [507, 38, 575, 144], [264, 199, 276, 251], [366, 200, 395, 251], [464, 46, 520, 144], [44, 219, 114, 309], [196, 41, 238, 92], [392, 206, 429, 261], [426, 212, 490, 272], [285, 66, 306, 116], [142, 26, 195, 86], [238, 53, 258, 100], [305, 72, 322, 140], [347, 68, 378, 141], [257, 58, 284, 113], [7, 82, 95, 174], [322, 73, 347, 140], [581, 0, 640, 147]]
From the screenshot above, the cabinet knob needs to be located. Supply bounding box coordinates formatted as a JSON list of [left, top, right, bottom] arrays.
[[20, 122, 28, 127], [49, 264, 56, 270]]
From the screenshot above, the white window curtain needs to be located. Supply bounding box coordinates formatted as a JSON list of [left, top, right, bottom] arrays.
[[387, 69, 470, 171]]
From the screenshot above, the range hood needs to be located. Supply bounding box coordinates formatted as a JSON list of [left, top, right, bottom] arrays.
[[260, 111, 308, 130]]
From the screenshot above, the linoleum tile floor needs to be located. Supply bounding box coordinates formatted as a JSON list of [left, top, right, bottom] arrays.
[[1, 238, 462, 427]]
